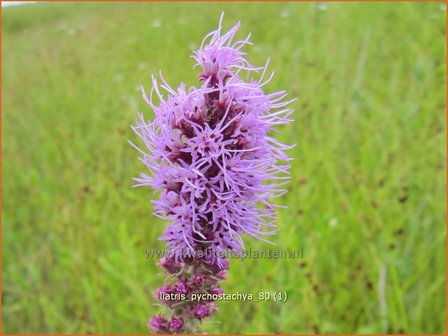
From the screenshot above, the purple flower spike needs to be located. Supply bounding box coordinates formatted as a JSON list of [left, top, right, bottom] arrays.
[[133, 13, 295, 334]]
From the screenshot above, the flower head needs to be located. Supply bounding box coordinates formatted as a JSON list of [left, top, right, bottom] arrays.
[[132, 14, 294, 267], [208, 287, 224, 295], [190, 303, 213, 320], [174, 280, 189, 295], [147, 315, 169, 333], [192, 273, 207, 287], [168, 316, 184, 333]]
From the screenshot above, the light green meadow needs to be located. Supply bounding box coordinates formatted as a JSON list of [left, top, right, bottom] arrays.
[[2, 1, 446, 334]]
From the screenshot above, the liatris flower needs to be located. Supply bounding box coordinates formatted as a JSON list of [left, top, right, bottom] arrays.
[[132, 14, 294, 334]]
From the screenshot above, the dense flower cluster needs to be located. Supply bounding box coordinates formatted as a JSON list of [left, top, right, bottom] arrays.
[[132, 14, 294, 334], [147, 255, 227, 333]]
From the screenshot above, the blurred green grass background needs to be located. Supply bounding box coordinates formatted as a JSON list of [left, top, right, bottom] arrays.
[[2, 1, 446, 334]]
